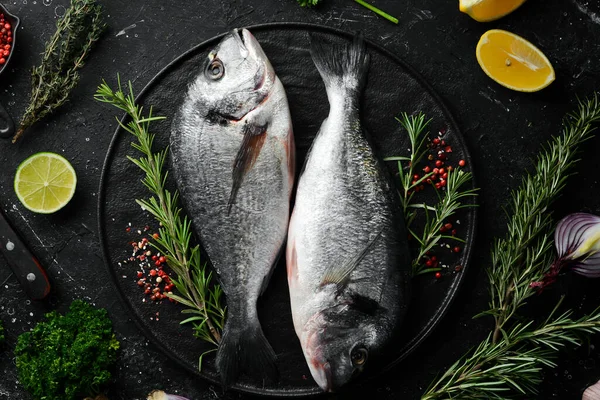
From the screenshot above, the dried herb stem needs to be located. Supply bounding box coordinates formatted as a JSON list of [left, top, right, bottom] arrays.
[[14, 0, 105, 143]]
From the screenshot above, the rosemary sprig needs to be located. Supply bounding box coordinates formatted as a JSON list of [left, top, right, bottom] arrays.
[[410, 169, 477, 275], [423, 299, 600, 399], [94, 78, 225, 353], [421, 95, 600, 398], [14, 0, 105, 143], [386, 112, 477, 275], [386, 113, 433, 215], [482, 95, 600, 344]]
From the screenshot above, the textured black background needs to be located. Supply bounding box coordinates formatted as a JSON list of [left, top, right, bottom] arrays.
[[1, 0, 600, 399]]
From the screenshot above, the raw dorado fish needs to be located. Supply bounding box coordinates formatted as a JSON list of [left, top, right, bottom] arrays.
[[170, 28, 295, 386], [286, 35, 411, 392]]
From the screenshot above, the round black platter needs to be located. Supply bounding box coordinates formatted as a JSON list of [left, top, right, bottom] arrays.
[[98, 22, 477, 397]]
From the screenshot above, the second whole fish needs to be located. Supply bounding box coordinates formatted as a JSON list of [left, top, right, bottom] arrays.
[[286, 34, 411, 392]]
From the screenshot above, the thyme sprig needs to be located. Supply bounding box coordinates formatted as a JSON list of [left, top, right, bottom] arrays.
[[421, 95, 600, 399], [94, 78, 225, 358], [14, 0, 105, 143], [386, 113, 477, 275]]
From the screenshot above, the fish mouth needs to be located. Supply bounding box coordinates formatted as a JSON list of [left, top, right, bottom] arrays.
[[230, 28, 249, 57], [309, 358, 333, 392], [304, 325, 334, 392]]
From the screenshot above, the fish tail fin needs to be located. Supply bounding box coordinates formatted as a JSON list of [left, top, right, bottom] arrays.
[[309, 32, 370, 97], [216, 313, 278, 387]]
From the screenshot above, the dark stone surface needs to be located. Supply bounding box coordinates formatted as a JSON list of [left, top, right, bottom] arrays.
[[0, 0, 599, 399], [99, 23, 477, 396]]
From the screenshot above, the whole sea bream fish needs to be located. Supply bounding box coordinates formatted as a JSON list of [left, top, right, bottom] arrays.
[[170, 28, 295, 386], [286, 35, 411, 392]]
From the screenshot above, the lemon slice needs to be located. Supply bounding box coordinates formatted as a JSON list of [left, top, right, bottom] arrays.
[[476, 29, 555, 92], [460, 0, 527, 22], [14, 152, 77, 214]]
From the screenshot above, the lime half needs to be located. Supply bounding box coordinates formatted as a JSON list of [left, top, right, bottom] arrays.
[[14, 152, 77, 214]]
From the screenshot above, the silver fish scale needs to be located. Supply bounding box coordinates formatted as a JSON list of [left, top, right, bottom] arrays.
[[171, 79, 292, 315], [289, 106, 407, 339]]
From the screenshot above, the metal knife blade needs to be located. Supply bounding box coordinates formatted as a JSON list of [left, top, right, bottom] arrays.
[[0, 209, 50, 300]]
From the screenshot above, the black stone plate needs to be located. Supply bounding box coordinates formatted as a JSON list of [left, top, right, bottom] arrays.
[[98, 22, 477, 397]]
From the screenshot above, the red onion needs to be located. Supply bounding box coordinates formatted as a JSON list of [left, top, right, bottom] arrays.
[[555, 212, 600, 277], [531, 213, 600, 290], [147, 390, 190, 400]]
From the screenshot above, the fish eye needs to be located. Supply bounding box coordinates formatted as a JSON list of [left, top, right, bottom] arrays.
[[350, 347, 368, 367], [207, 59, 225, 80]]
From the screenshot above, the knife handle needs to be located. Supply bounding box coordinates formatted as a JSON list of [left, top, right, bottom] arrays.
[[0, 211, 51, 300]]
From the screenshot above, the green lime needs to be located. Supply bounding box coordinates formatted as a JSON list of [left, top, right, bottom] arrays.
[[14, 152, 77, 214]]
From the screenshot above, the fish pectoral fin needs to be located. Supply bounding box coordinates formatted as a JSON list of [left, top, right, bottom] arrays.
[[320, 230, 383, 289], [227, 121, 268, 214]]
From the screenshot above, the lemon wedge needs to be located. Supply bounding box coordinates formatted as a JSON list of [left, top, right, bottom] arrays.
[[460, 0, 527, 22], [476, 29, 555, 92]]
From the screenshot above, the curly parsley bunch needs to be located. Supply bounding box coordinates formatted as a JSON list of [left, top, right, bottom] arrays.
[[15, 300, 120, 400], [297, 0, 322, 7]]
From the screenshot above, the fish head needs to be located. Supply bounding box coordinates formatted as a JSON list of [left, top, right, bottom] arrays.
[[193, 28, 275, 121], [302, 301, 391, 392]]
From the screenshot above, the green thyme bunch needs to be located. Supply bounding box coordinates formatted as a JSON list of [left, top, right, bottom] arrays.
[[14, 0, 105, 142]]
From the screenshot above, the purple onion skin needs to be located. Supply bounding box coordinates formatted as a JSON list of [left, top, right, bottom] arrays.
[[555, 213, 600, 277], [147, 390, 191, 400]]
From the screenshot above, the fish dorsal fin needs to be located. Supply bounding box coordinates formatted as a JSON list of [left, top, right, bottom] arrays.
[[228, 122, 268, 214], [321, 230, 382, 289]]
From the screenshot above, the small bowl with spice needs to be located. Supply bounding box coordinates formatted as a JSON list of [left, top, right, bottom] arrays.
[[0, 3, 18, 76]]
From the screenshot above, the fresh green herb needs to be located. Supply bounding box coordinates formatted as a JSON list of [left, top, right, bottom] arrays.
[[385, 113, 434, 214], [94, 78, 226, 360], [354, 0, 398, 24], [13, 0, 105, 143], [297, 0, 321, 7], [483, 95, 600, 344], [421, 95, 600, 399], [296, 0, 398, 24], [410, 169, 477, 275], [423, 299, 600, 399], [14, 300, 119, 400], [385, 112, 477, 275]]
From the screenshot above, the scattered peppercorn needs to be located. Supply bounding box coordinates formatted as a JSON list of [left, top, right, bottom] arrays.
[[0, 15, 12, 66], [121, 224, 177, 306]]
